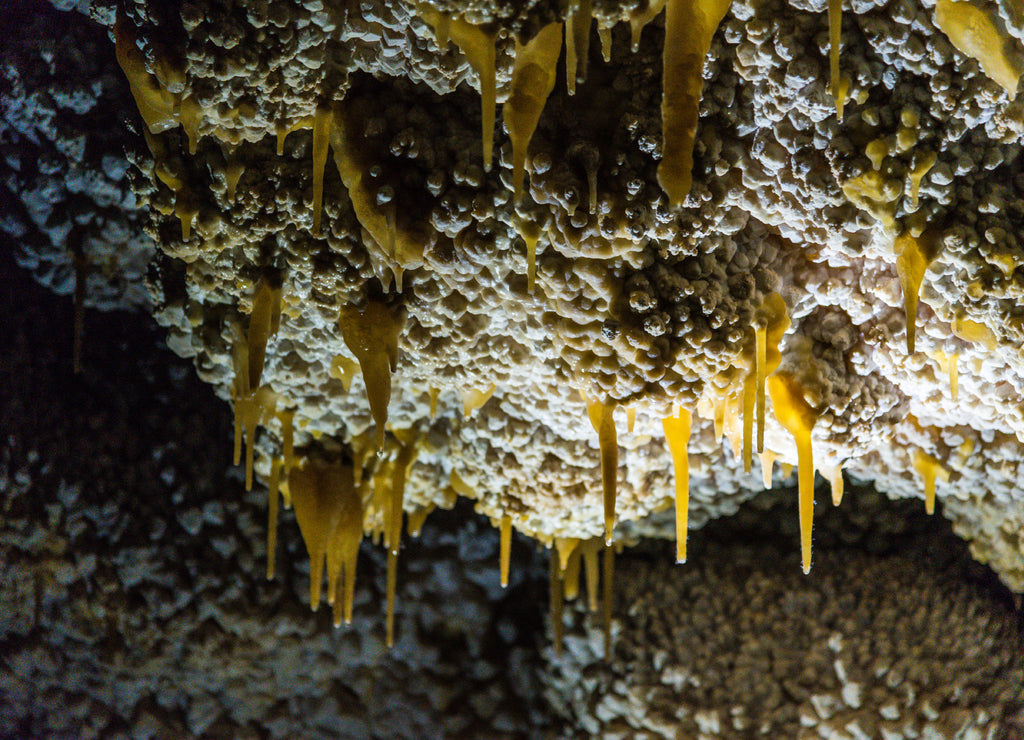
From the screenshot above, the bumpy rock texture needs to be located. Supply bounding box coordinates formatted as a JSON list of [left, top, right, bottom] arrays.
[[86, 0, 1024, 593], [544, 488, 1024, 738]]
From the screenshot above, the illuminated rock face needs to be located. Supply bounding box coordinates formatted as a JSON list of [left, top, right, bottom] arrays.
[[26, 0, 1024, 606]]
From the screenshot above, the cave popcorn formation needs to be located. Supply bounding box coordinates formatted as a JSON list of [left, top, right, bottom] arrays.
[[104, 0, 1024, 646]]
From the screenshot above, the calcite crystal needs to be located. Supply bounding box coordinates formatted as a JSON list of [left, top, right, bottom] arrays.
[[22, 0, 1024, 625]]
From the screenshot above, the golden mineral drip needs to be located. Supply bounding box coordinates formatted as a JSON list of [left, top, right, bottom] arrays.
[[499, 514, 512, 588], [461, 383, 497, 418], [267, 457, 282, 580], [230, 327, 250, 466], [598, 24, 612, 61], [513, 212, 542, 293], [433, 13, 450, 49], [420, 10, 498, 170], [278, 409, 295, 471], [586, 398, 619, 543], [742, 373, 755, 473], [243, 388, 278, 491], [383, 431, 419, 642], [178, 95, 203, 155], [629, 0, 666, 52], [934, 0, 1023, 99], [894, 230, 942, 354], [311, 106, 332, 235], [386, 549, 398, 647], [505, 23, 563, 202], [549, 553, 564, 655], [429, 386, 440, 419], [114, 15, 177, 134], [713, 395, 725, 442], [289, 461, 350, 608], [913, 449, 949, 515], [952, 317, 998, 349], [386, 432, 418, 554], [563, 545, 582, 600], [330, 108, 425, 287], [565, 0, 592, 94], [276, 124, 288, 156], [555, 536, 580, 573], [565, 4, 579, 95], [326, 472, 364, 627], [175, 200, 196, 241], [247, 280, 281, 393], [224, 151, 245, 204], [658, 0, 733, 206], [755, 325, 767, 451], [827, 465, 844, 506], [339, 301, 404, 450], [907, 151, 936, 209], [768, 374, 820, 574], [602, 542, 614, 658], [581, 539, 600, 612], [626, 407, 636, 433], [662, 408, 692, 563], [755, 292, 790, 451], [828, 0, 843, 119], [760, 449, 775, 488], [407, 506, 433, 536], [329, 356, 359, 392]]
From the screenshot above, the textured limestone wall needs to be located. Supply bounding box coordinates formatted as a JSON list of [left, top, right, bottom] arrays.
[[91, 0, 1024, 591]]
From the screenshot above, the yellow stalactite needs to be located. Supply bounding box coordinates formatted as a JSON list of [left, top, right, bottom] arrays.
[[742, 372, 755, 473], [598, 24, 613, 61], [338, 301, 404, 450], [247, 280, 281, 394], [760, 449, 775, 489], [386, 549, 398, 647], [935, 0, 1022, 99], [461, 383, 497, 418], [419, 8, 498, 170], [288, 460, 354, 609], [586, 398, 619, 543], [499, 514, 512, 588], [566, 0, 592, 94], [513, 211, 543, 293], [267, 457, 282, 580], [311, 106, 332, 235], [662, 408, 692, 563], [505, 23, 563, 202], [326, 470, 364, 627], [828, 0, 844, 119], [602, 542, 614, 658], [429, 386, 440, 420], [657, 0, 733, 206], [114, 16, 178, 134], [894, 229, 942, 355], [563, 544, 582, 600], [629, 0, 667, 52], [827, 465, 844, 506], [913, 449, 949, 515], [768, 373, 820, 574], [581, 538, 601, 612]]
